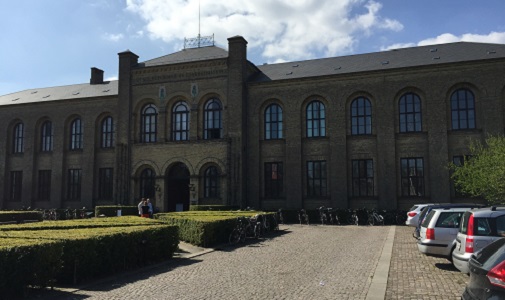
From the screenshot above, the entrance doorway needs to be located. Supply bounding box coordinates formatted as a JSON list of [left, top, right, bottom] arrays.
[[166, 163, 190, 212]]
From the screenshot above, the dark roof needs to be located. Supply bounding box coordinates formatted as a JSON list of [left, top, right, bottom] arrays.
[[251, 42, 505, 82], [141, 46, 228, 67], [0, 81, 117, 106]]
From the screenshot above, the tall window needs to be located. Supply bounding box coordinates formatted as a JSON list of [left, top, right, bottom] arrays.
[[307, 161, 327, 196], [451, 89, 476, 130], [41, 121, 53, 152], [141, 104, 158, 143], [265, 162, 283, 198], [399, 93, 422, 132], [401, 158, 424, 197], [13, 122, 24, 153], [204, 99, 222, 139], [38, 170, 51, 201], [101, 116, 114, 148], [351, 97, 372, 135], [265, 104, 283, 139], [9, 171, 22, 201], [306, 101, 326, 137], [67, 169, 82, 200], [139, 168, 155, 198], [352, 159, 374, 197], [70, 118, 83, 150], [204, 166, 220, 198], [172, 101, 189, 141], [98, 168, 113, 200]]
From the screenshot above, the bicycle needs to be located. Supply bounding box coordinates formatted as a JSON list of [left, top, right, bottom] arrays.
[[43, 209, 59, 221], [229, 217, 247, 245], [276, 209, 284, 225], [298, 209, 310, 225], [347, 209, 359, 226], [318, 206, 328, 225], [367, 209, 384, 226]]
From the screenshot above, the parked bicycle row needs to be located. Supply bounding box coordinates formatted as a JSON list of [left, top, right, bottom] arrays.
[[292, 207, 406, 226], [229, 212, 280, 244], [36, 207, 90, 220]]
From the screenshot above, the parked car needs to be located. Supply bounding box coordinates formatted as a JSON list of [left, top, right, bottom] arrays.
[[461, 237, 505, 299], [417, 207, 474, 261], [453, 206, 505, 274], [405, 204, 433, 227], [413, 203, 484, 239]]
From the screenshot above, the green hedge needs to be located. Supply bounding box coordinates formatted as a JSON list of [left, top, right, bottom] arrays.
[[0, 217, 178, 296], [155, 211, 275, 247], [0, 211, 43, 223]]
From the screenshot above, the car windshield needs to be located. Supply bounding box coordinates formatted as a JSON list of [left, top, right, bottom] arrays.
[[409, 205, 419, 211]]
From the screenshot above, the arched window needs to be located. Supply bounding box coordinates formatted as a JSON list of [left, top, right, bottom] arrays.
[[204, 166, 220, 198], [141, 104, 158, 143], [399, 93, 422, 133], [306, 100, 326, 137], [70, 118, 83, 150], [172, 101, 189, 141], [12, 122, 24, 153], [451, 89, 476, 130], [351, 97, 372, 135], [40, 121, 53, 152], [204, 98, 222, 139], [139, 168, 156, 198], [101, 116, 114, 148], [265, 104, 283, 139]]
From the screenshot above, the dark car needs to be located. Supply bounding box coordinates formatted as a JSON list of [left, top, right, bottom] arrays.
[[413, 203, 484, 239], [462, 238, 505, 299]]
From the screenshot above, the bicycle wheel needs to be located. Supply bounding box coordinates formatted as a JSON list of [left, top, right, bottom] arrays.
[[254, 223, 261, 238], [354, 215, 359, 226], [368, 215, 374, 226], [229, 229, 241, 245]]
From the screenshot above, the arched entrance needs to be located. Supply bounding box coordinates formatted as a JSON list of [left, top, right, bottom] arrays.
[[166, 163, 190, 212]]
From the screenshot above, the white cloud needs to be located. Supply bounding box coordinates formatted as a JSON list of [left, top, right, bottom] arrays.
[[382, 32, 505, 51], [102, 33, 124, 42], [126, 0, 402, 62]]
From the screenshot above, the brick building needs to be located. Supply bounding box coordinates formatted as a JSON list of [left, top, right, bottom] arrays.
[[1, 36, 504, 211]]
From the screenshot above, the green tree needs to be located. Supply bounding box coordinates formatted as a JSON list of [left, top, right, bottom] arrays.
[[450, 135, 505, 205]]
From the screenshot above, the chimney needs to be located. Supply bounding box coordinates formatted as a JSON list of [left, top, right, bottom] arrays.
[[90, 67, 104, 84]]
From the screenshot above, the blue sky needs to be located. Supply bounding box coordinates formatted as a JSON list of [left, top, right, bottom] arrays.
[[1, 0, 505, 96]]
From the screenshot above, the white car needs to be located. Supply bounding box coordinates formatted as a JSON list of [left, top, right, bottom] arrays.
[[405, 204, 433, 227]]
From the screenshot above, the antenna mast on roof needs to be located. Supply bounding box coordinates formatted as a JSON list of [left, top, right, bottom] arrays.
[[184, 0, 214, 49]]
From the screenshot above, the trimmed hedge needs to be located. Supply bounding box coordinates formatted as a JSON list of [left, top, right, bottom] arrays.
[[0, 211, 43, 223], [155, 210, 275, 247], [95, 205, 139, 217], [0, 217, 178, 296]]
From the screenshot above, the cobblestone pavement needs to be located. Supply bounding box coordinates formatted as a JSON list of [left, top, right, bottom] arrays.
[[386, 226, 468, 300], [30, 225, 469, 300]]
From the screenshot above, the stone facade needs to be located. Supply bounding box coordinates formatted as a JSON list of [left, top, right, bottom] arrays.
[[1, 36, 504, 211]]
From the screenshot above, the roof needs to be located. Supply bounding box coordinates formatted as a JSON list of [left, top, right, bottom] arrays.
[[251, 42, 505, 82], [140, 46, 228, 67], [0, 81, 117, 106]]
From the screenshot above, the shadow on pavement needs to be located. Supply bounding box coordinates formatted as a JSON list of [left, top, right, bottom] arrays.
[[216, 228, 292, 252], [27, 256, 202, 299], [435, 262, 460, 272]]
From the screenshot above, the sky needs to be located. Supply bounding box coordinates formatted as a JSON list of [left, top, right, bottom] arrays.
[[1, 0, 505, 96]]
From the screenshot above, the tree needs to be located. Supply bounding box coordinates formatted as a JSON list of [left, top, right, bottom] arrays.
[[450, 135, 505, 205]]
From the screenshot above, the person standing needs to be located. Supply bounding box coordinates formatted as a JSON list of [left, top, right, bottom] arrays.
[[140, 200, 150, 218], [138, 198, 145, 217], [147, 198, 154, 218]]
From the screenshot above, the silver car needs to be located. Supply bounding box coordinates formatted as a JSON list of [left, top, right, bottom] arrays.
[[452, 206, 505, 274], [417, 207, 473, 260]]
